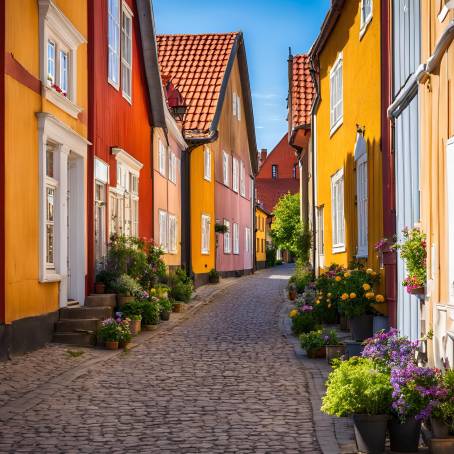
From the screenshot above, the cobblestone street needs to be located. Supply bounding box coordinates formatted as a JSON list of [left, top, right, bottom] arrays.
[[0, 265, 322, 453]]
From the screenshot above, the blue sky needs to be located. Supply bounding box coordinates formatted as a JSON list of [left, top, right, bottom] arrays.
[[153, 0, 330, 152]]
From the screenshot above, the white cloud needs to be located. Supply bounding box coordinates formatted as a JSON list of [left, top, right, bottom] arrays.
[[252, 93, 278, 100]]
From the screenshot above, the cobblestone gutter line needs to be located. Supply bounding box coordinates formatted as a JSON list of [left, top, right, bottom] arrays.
[[0, 276, 240, 422], [279, 296, 357, 454]]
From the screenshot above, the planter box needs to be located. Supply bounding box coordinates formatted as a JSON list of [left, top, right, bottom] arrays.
[[353, 414, 388, 454], [326, 344, 345, 362], [389, 417, 421, 453], [172, 302, 186, 313], [307, 347, 326, 359], [345, 341, 364, 358], [349, 314, 373, 341], [430, 437, 454, 454], [339, 315, 350, 332], [105, 340, 119, 350], [431, 417, 451, 438], [142, 324, 158, 331], [129, 319, 141, 336], [160, 310, 171, 321], [373, 315, 389, 333], [407, 286, 425, 296]]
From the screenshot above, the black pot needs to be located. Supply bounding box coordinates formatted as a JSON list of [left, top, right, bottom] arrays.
[[345, 340, 364, 358], [160, 310, 171, 321], [353, 414, 388, 454], [389, 417, 421, 452], [349, 314, 373, 341]]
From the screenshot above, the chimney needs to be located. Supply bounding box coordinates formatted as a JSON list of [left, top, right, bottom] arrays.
[[259, 148, 267, 169]]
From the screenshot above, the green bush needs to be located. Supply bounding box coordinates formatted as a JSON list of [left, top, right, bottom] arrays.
[[168, 268, 193, 302], [300, 330, 325, 352], [140, 301, 161, 325], [266, 245, 277, 267], [158, 298, 173, 313], [432, 370, 454, 434], [321, 357, 392, 416], [121, 300, 143, 321], [291, 311, 318, 335], [113, 274, 142, 296], [289, 263, 313, 293]]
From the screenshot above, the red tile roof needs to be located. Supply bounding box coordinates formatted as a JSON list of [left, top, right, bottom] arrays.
[[290, 54, 315, 128], [255, 179, 300, 214], [156, 33, 238, 136]]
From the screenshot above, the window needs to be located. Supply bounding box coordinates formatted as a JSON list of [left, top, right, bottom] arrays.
[[121, 5, 132, 101], [316, 206, 324, 256], [223, 151, 230, 186], [108, 0, 120, 87], [360, 0, 373, 35], [439, 0, 454, 22], [272, 164, 278, 179], [240, 161, 245, 197], [356, 149, 368, 258], [159, 210, 168, 252], [169, 151, 177, 184], [168, 214, 177, 253], [95, 180, 107, 262], [59, 50, 68, 94], [47, 41, 56, 83], [233, 223, 239, 254], [201, 214, 210, 254], [158, 140, 167, 176], [45, 143, 58, 270], [331, 168, 345, 252], [330, 53, 343, 133], [233, 158, 239, 192], [293, 164, 298, 179], [245, 227, 251, 254], [224, 219, 231, 253], [233, 91, 241, 120], [204, 146, 211, 181]]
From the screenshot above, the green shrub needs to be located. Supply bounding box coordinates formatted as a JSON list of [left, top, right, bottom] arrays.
[[321, 357, 392, 416], [432, 370, 454, 434], [121, 301, 143, 321], [168, 268, 193, 302], [140, 301, 161, 325], [158, 298, 173, 313], [113, 274, 142, 296], [289, 264, 313, 293], [266, 245, 277, 267], [291, 311, 318, 335], [300, 330, 325, 352]]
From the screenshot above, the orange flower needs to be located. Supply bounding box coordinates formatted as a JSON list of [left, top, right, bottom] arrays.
[[362, 283, 371, 291], [341, 293, 349, 301], [375, 294, 385, 303], [350, 293, 357, 299], [335, 276, 342, 282]]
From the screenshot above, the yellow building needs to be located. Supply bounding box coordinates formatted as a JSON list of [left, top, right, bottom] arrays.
[[310, 0, 383, 274], [1, 0, 88, 357], [419, 1, 454, 366], [255, 205, 269, 269]]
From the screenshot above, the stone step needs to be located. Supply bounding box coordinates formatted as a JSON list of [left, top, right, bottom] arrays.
[[55, 318, 99, 334], [85, 294, 117, 309], [53, 332, 97, 347], [59, 306, 112, 320]]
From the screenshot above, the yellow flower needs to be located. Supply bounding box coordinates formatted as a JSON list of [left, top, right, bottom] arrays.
[[366, 268, 373, 274], [328, 303, 332, 308], [341, 293, 349, 301], [363, 283, 371, 291], [375, 294, 385, 303], [371, 271, 377, 277], [327, 293, 332, 297], [350, 293, 357, 299], [327, 298, 331, 303], [335, 276, 342, 282], [289, 309, 298, 318], [316, 300, 321, 305], [365, 292, 375, 300], [344, 272, 351, 278]]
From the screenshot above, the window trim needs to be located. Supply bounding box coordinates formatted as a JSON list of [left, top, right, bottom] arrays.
[[359, 0, 373, 39], [331, 168, 345, 254], [233, 222, 239, 255], [271, 164, 278, 179], [223, 151, 230, 187], [121, 2, 133, 102], [168, 214, 177, 254], [204, 145, 211, 182], [201, 214, 211, 255], [158, 140, 167, 177], [158, 209, 168, 253], [240, 161, 246, 197], [169, 151, 177, 184], [329, 52, 343, 136], [356, 153, 368, 258], [108, 0, 121, 89], [232, 157, 239, 193], [223, 219, 231, 254]]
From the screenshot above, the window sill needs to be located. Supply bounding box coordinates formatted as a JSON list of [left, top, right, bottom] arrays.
[[108, 78, 120, 91], [332, 245, 346, 254], [356, 251, 368, 259], [201, 251, 210, 256], [330, 118, 343, 137], [204, 176, 211, 182], [44, 86, 83, 119], [122, 92, 132, 105], [40, 272, 63, 283], [359, 15, 372, 40]]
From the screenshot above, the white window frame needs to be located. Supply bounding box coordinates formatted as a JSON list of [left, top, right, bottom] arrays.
[[316, 205, 325, 256], [121, 2, 133, 102], [204, 145, 211, 181], [233, 223, 239, 255], [245, 227, 251, 254], [355, 134, 368, 258], [47, 40, 56, 84], [240, 161, 246, 197], [272, 164, 278, 179], [158, 140, 167, 177], [59, 49, 68, 94], [223, 151, 230, 187], [159, 209, 168, 253], [38, 0, 86, 118], [169, 151, 177, 184], [331, 168, 345, 253], [232, 157, 239, 192], [439, 0, 454, 22], [224, 219, 231, 254], [359, 0, 373, 38], [108, 0, 120, 88], [233, 91, 241, 120], [329, 52, 343, 135], [201, 214, 211, 255], [168, 214, 177, 253]]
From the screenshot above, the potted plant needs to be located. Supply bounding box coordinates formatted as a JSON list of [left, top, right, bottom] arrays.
[[117, 317, 132, 348], [159, 298, 173, 321], [288, 283, 297, 301], [389, 364, 444, 453], [322, 357, 392, 454], [430, 370, 454, 447], [94, 279, 106, 294], [324, 330, 345, 362], [214, 222, 228, 234], [121, 301, 144, 336], [98, 318, 123, 350], [300, 330, 326, 358], [168, 269, 193, 303], [394, 227, 427, 296], [141, 300, 161, 330], [289, 305, 318, 335], [113, 274, 142, 308], [208, 268, 220, 284]]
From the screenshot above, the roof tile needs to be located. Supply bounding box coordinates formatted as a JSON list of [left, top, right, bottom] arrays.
[[290, 54, 315, 127]]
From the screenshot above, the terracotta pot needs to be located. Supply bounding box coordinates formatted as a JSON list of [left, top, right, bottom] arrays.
[[407, 286, 425, 296], [105, 340, 119, 350], [117, 295, 135, 309], [94, 282, 106, 294], [118, 340, 130, 349], [142, 324, 158, 331], [307, 347, 326, 359], [289, 289, 297, 301], [325, 344, 345, 362], [129, 319, 141, 336], [172, 302, 185, 313]]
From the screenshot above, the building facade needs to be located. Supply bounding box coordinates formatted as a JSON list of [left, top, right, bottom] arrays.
[[255, 204, 270, 269], [1, 0, 89, 358]]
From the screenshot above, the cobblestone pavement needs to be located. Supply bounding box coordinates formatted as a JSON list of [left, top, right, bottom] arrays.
[[0, 265, 321, 453]]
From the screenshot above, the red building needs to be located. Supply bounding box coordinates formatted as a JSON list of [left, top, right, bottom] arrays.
[[255, 133, 300, 213], [87, 0, 166, 290]]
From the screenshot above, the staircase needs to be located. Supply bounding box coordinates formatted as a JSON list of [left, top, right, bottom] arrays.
[[53, 294, 117, 347]]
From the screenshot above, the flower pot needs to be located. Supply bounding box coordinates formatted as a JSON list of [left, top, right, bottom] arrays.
[[373, 315, 389, 333], [431, 417, 451, 439], [349, 314, 373, 341], [105, 340, 119, 350], [129, 319, 141, 336], [117, 295, 134, 309], [340, 315, 350, 331], [160, 310, 171, 321], [142, 324, 158, 331], [289, 289, 297, 301], [407, 286, 425, 296], [172, 302, 185, 313], [353, 414, 388, 454], [307, 347, 326, 359], [345, 340, 364, 358], [209, 276, 219, 284], [326, 344, 345, 362], [388, 417, 421, 453], [430, 437, 454, 454], [118, 340, 130, 349], [94, 282, 106, 294]]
